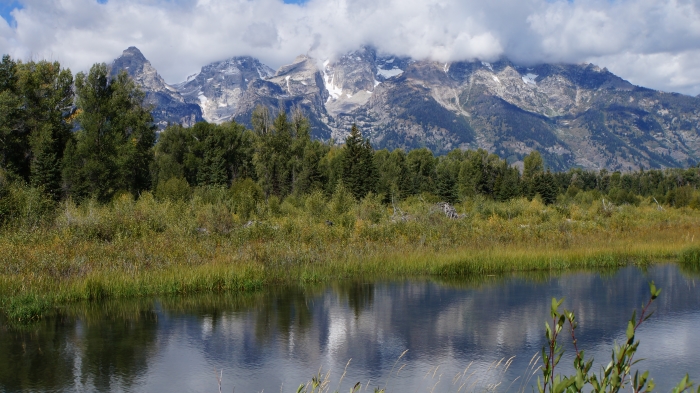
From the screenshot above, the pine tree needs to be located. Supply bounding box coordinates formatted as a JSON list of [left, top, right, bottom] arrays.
[[435, 155, 459, 203], [534, 170, 558, 205], [253, 109, 294, 198], [342, 124, 378, 200], [494, 162, 521, 202]]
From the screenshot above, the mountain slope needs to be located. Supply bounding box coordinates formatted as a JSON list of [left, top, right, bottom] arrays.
[[172, 56, 274, 123], [109, 47, 202, 128], [115, 46, 700, 171]]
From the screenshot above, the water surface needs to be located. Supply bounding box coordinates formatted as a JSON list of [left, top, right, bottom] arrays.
[[1, 264, 698, 392]]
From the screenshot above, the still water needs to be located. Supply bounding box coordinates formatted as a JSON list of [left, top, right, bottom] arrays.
[[1, 264, 699, 392]]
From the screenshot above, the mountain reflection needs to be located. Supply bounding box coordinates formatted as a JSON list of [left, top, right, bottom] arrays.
[[0, 265, 698, 392]]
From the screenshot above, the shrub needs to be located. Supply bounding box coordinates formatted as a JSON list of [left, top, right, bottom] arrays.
[[330, 183, 355, 216], [305, 190, 328, 219], [357, 192, 385, 224], [155, 177, 191, 201], [230, 178, 264, 220], [0, 183, 56, 229], [537, 283, 697, 393]]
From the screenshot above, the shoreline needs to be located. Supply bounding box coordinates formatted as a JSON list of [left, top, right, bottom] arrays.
[[2, 195, 700, 321]]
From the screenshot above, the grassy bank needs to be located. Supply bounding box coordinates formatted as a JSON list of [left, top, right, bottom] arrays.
[[2, 189, 700, 321]]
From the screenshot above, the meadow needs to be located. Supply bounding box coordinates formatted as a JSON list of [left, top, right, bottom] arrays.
[[2, 183, 700, 322]]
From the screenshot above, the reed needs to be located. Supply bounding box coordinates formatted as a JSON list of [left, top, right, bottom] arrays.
[[2, 191, 700, 321]]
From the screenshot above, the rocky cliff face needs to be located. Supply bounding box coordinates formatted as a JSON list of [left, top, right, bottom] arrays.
[[109, 47, 202, 128], [172, 56, 274, 124], [114, 46, 700, 171]]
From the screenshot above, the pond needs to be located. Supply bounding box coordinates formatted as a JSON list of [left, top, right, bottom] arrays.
[[1, 264, 699, 392]]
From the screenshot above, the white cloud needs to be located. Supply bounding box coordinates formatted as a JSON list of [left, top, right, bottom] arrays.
[[1, 0, 700, 95]]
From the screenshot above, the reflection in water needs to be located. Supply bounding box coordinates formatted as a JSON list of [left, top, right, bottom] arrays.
[[0, 264, 698, 392]]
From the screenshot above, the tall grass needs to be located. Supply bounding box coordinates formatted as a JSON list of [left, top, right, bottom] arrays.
[[2, 189, 700, 320]]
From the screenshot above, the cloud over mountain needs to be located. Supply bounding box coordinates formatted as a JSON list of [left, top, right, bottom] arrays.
[[2, 0, 700, 95]]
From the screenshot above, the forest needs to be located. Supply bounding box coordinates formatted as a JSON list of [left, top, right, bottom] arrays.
[[2, 55, 700, 321], [3, 54, 700, 218]]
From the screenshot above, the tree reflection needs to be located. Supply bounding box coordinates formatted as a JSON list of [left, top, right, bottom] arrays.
[[254, 286, 317, 343], [0, 317, 76, 391], [78, 308, 159, 391], [333, 281, 375, 318]]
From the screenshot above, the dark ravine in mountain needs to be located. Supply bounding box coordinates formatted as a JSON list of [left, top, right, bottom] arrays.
[[109, 47, 700, 171]]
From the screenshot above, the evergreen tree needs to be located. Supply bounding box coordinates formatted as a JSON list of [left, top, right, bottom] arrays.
[[375, 148, 411, 202], [341, 124, 378, 200], [494, 162, 520, 202], [253, 108, 293, 198], [198, 136, 229, 186], [458, 149, 487, 198], [435, 151, 462, 203], [533, 170, 558, 205], [319, 145, 344, 196]]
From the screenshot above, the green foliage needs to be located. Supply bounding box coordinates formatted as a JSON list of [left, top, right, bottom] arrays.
[[523, 150, 545, 198], [0, 56, 73, 200], [538, 283, 697, 393], [155, 176, 191, 202], [3, 293, 51, 322], [375, 148, 411, 201], [0, 181, 55, 229], [330, 182, 355, 217], [230, 177, 264, 220], [63, 64, 155, 202], [534, 171, 559, 205], [342, 124, 378, 200], [357, 192, 385, 224], [304, 190, 328, 219], [152, 120, 253, 188], [406, 147, 437, 195]]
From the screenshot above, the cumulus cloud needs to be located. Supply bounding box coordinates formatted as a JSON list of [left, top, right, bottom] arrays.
[[1, 0, 700, 95]]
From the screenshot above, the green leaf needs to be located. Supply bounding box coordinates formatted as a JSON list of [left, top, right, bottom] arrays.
[[626, 320, 635, 340]]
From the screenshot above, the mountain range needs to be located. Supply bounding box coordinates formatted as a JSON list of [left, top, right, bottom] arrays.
[[110, 46, 700, 171]]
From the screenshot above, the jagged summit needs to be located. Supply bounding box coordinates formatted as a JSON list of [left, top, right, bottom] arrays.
[[121, 46, 147, 60], [173, 56, 275, 124], [110, 47, 203, 128], [111, 46, 700, 171]]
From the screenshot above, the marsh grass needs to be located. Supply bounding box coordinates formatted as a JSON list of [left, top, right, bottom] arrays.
[[290, 354, 519, 393], [2, 191, 700, 320]]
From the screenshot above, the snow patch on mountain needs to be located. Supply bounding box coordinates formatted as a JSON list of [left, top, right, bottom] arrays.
[[522, 73, 538, 85], [377, 68, 403, 79], [322, 59, 343, 100]]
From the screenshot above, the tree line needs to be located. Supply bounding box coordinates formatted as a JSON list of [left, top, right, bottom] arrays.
[[3, 54, 700, 218]]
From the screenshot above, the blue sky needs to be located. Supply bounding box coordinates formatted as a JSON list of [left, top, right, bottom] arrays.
[[1, 0, 700, 96], [0, 1, 22, 27]]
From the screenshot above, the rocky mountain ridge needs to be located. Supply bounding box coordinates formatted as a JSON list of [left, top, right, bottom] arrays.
[[110, 47, 700, 171], [109, 47, 203, 128]]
